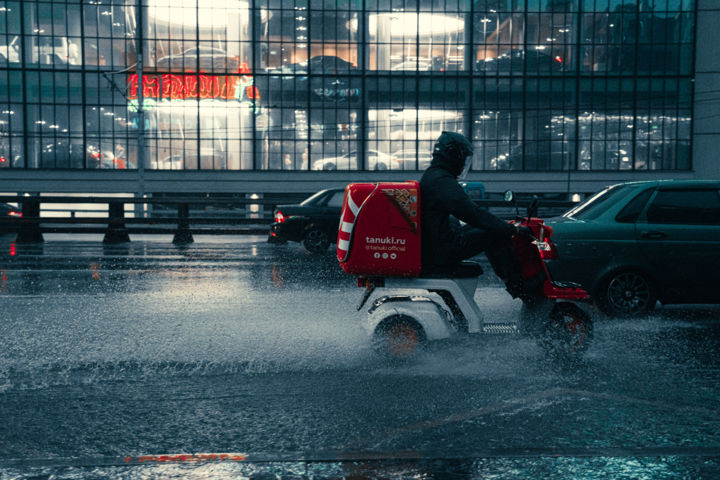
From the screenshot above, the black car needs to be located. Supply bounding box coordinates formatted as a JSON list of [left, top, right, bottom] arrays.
[[263, 56, 360, 103], [0, 202, 22, 234], [546, 180, 720, 316], [268, 188, 346, 253], [475, 49, 566, 74]]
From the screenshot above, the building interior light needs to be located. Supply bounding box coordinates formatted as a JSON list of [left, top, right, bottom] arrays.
[[369, 13, 464, 37], [146, 0, 249, 27]]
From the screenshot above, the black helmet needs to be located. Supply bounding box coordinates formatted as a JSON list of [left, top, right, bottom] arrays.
[[432, 131, 474, 177]]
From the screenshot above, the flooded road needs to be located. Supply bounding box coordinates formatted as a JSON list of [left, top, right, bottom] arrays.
[[1, 234, 719, 478]]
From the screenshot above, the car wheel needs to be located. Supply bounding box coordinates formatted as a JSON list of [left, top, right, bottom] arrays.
[[0, 55, 7, 64], [303, 227, 330, 253], [596, 270, 657, 317], [323, 163, 336, 171], [538, 302, 593, 360], [373, 315, 426, 361]]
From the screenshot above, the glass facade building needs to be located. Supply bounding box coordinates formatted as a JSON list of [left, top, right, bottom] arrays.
[[0, 0, 695, 175]]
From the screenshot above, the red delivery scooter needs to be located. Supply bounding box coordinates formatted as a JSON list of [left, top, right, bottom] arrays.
[[337, 181, 593, 362]]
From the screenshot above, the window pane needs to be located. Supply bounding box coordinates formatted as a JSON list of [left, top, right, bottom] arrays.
[[646, 190, 720, 225]]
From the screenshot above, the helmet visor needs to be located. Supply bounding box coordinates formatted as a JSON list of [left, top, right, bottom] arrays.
[[459, 156, 472, 179]]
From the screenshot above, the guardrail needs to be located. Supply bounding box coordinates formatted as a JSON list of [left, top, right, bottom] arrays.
[[0, 195, 577, 244], [0, 195, 290, 244]]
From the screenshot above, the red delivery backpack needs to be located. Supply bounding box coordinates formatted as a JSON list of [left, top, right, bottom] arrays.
[[337, 181, 421, 277]]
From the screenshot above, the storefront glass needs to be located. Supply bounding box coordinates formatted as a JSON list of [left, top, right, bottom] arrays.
[[0, 0, 696, 172]]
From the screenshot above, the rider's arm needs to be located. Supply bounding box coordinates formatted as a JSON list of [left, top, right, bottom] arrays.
[[437, 176, 517, 237]]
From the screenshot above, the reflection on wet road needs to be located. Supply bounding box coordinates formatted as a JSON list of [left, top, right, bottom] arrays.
[[1, 234, 719, 478]]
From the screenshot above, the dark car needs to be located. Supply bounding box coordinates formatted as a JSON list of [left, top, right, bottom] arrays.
[[546, 180, 720, 317], [264, 55, 360, 103], [0, 202, 22, 234], [488, 141, 572, 171], [306, 55, 357, 73], [268, 187, 346, 253], [475, 48, 566, 73]]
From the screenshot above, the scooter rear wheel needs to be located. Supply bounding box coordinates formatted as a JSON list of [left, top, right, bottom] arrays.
[[539, 302, 593, 360], [373, 315, 426, 361]]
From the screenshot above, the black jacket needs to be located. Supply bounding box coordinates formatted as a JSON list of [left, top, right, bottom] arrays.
[[420, 157, 516, 266]]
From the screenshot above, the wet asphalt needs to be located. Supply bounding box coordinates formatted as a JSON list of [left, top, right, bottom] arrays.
[[0, 233, 719, 479]]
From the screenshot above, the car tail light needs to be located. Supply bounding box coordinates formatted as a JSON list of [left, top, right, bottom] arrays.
[[8, 210, 21, 217], [554, 55, 563, 63], [534, 224, 557, 258], [536, 241, 558, 259], [0, 156, 6, 164], [274, 210, 285, 223]]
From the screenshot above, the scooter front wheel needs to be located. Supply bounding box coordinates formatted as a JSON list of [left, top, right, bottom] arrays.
[[372, 315, 426, 362], [539, 301, 593, 360]]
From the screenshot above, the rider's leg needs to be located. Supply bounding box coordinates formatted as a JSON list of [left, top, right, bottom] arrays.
[[448, 226, 521, 283], [484, 237, 526, 297], [449, 226, 541, 299], [447, 225, 489, 263]]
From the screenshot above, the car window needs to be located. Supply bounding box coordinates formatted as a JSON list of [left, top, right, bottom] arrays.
[[645, 189, 720, 225], [615, 188, 654, 223], [300, 190, 328, 206], [563, 184, 629, 220], [326, 191, 345, 208]]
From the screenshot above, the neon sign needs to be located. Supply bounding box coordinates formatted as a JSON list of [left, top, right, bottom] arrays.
[[127, 64, 259, 103]]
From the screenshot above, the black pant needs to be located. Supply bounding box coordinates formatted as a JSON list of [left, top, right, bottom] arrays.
[[445, 225, 522, 283]]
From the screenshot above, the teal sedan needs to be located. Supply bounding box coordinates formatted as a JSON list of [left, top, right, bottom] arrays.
[[546, 180, 720, 316]]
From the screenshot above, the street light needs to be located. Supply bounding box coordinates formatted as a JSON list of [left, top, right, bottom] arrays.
[[480, 17, 492, 39]]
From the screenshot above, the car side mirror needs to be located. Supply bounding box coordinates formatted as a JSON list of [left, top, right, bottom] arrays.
[[504, 190, 520, 218]]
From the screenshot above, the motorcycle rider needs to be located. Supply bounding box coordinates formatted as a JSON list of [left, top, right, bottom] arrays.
[[420, 131, 526, 296]]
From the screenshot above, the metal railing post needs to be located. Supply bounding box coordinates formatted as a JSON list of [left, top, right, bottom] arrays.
[[172, 203, 194, 244], [104, 201, 131, 243], [15, 198, 44, 244]]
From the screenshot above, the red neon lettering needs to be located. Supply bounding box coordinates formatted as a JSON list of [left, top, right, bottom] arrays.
[[184, 74, 198, 97], [127, 74, 253, 101], [170, 74, 185, 99], [212, 75, 222, 98], [161, 74, 172, 99], [246, 85, 260, 100], [199, 75, 213, 99], [218, 76, 232, 98], [226, 76, 238, 98], [143, 76, 159, 98], [127, 75, 138, 99]]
